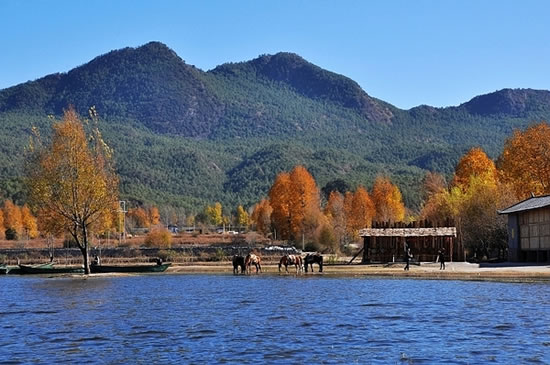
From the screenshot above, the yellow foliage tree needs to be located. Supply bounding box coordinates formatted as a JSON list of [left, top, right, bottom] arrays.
[[236, 205, 249, 228], [371, 176, 405, 223], [452, 147, 497, 189], [149, 206, 161, 226], [498, 122, 550, 199], [324, 191, 346, 247], [205, 202, 223, 226], [26, 107, 119, 274], [21, 204, 39, 239]]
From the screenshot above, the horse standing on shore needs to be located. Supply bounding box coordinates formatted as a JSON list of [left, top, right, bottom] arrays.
[[232, 255, 246, 274], [278, 254, 303, 274], [245, 253, 262, 274], [304, 253, 323, 273]]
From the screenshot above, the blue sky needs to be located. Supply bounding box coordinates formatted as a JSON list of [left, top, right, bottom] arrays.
[[1, 0, 548, 109]]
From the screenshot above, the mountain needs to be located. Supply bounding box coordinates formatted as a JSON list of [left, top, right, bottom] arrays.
[[1, 42, 549, 213]]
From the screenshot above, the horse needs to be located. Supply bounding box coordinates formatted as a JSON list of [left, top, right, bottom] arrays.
[[278, 254, 303, 274], [232, 255, 246, 274], [304, 253, 323, 272], [245, 253, 262, 274]]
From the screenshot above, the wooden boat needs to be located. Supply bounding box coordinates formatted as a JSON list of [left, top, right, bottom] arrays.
[[90, 262, 171, 273], [18, 264, 84, 275]]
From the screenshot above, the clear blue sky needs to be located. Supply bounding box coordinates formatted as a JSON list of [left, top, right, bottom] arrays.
[[1, 0, 548, 109]]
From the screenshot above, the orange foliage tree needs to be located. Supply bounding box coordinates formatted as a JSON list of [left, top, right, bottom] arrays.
[[149, 206, 161, 226], [128, 207, 149, 228], [251, 199, 272, 236], [452, 147, 497, 188], [3, 199, 23, 239], [0, 209, 4, 239], [269, 166, 321, 241], [371, 176, 406, 223], [21, 204, 39, 239], [498, 122, 550, 199], [26, 107, 119, 274], [346, 186, 375, 237], [269, 171, 293, 239]]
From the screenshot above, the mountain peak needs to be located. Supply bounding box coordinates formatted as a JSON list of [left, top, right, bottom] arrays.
[[248, 52, 394, 122], [461, 88, 550, 116]]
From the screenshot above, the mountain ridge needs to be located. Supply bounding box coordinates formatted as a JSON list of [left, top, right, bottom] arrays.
[[0, 41, 549, 212]]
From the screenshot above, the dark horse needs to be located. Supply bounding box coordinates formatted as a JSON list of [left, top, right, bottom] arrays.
[[232, 255, 246, 274], [245, 253, 262, 274], [278, 254, 303, 274], [304, 253, 323, 272]]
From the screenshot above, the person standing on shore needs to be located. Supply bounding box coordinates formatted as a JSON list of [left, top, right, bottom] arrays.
[[438, 249, 446, 270], [404, 247, 412, 271]]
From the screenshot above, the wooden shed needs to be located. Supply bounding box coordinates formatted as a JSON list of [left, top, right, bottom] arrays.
[[358, 221, 459, 263], [498, 195, 550, 262]]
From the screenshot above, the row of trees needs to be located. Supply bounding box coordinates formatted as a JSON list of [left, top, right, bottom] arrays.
[[250, 166, 406, 252], [420, 122, 550, 258], [0, 200, 39, 240]]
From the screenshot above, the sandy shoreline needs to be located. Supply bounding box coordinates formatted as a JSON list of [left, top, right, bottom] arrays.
[[160, 262, 550, 282]]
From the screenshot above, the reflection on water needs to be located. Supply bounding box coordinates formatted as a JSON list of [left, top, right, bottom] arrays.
[[1, 275, 549, 363]]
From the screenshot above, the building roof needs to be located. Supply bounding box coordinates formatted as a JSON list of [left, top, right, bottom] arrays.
[[498, 195, 550, 215], [359, 227, 457, 237]]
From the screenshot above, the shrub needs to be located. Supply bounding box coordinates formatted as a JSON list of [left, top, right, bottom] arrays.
[[144, 228, 172, 248], [5, 228, 18, 241]]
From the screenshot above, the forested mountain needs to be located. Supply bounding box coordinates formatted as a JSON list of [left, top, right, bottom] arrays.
[[1, 42, 549, 214]]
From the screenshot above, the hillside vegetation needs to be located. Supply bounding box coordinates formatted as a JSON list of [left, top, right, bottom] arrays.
[[1, 42, 549, 213]]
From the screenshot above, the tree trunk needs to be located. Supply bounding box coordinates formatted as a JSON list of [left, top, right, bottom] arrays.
[[81, 225, 90, 275]]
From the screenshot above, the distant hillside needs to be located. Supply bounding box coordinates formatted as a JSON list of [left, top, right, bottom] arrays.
[[1, 42, 549, 213]]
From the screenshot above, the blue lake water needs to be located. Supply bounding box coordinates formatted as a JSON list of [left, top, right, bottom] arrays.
[[1, 274, 549, 364]]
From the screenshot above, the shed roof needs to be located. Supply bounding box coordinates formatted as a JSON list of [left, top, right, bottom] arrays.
[[498, 195, 550, 215], [359, 227, 457, 237]]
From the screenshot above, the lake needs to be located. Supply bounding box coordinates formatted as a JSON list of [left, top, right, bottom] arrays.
[[1, 274, 549, 364]]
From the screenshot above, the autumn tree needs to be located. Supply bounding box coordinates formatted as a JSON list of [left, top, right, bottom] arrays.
[[421, 147, 514, 259], [205, 202, 223, 226], [236, 205, 249, 229], [21, 204, 39, 239], [269, 166, 321, 242], [3, 199, 23, 240], [26, 107, 119, 274], [324, 191, 346, 247], [0, 209, 5, 239], [498, 122, 550, 199], [452, 147, 497, 189], [269, 172, 292, 239], [149, 206, 161, 226], [346, 186, 375, 238], [371, 176, 405, 223], [251, 199, 272, 236], [128, 207, 149, 228]]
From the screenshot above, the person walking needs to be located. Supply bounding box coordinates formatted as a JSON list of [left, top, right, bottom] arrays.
[[438, 248, 446, 270]]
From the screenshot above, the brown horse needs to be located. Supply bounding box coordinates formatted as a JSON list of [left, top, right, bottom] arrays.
[[278, 254, 303, 274], [304, 253, 323, 272], [232, 255, 245, 274], [245, 253, 262, 274]]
